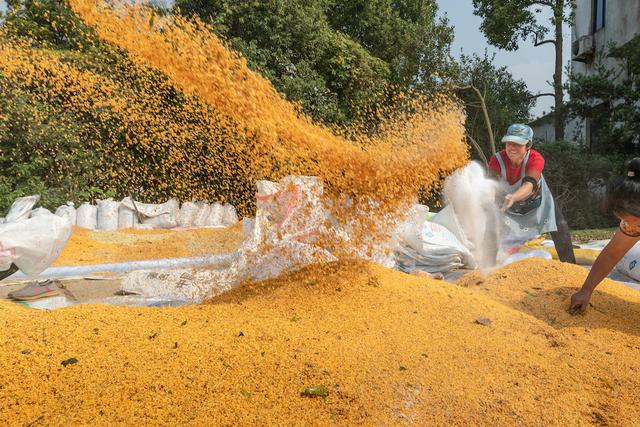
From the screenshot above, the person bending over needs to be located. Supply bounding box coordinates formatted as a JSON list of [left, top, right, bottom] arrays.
[[570, 158, 640, 314]]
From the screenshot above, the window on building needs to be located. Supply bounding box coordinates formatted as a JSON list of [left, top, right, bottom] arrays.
[[593, 0, 606, 32]]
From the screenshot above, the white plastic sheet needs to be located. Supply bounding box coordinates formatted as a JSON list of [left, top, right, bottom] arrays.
[[0, 213, 72, 276], [121, 176, 336, 302], [501, 249, 553, 266], [14, 253, 237, 279], [15, 295, 74, 310], [5, 195, 40, 222], [395, 205, 476, 273]]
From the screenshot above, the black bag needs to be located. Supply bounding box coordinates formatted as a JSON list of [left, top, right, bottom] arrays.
[[508, 192, 542, 215]]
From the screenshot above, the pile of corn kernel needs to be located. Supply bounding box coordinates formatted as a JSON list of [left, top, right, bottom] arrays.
[[53, 223, 244, 266], [1, 259, 639, 424]]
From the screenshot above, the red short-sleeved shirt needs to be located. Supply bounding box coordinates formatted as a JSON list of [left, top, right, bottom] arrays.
[[488, 149, 545, 185]]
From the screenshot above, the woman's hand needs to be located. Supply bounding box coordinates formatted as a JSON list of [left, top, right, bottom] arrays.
[[502, 180, 535, 212], [570, 288, 592, 315], [502, 194, 515, 211]]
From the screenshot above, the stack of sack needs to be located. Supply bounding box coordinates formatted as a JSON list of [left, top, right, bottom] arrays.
[[0, 196, 240, 231], [394, 205, 476, 274]]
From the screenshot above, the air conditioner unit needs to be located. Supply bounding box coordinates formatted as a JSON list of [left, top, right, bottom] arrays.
[[572, 35, 595, 62]]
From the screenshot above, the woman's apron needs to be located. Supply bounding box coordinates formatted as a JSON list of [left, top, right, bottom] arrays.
[[495, 151, 558, 240]]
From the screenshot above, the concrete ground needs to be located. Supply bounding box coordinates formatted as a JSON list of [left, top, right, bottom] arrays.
[[0, 276, 123, 307]]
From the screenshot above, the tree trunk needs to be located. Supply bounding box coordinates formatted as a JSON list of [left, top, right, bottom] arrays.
[[550, 198, 576, 264], [553, 0, 565, 140], [466, 133, 489, 166], [458, 85, 495, 155]]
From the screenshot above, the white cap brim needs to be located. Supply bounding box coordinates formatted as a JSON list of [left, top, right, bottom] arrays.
[[501, 135, 529, 145]]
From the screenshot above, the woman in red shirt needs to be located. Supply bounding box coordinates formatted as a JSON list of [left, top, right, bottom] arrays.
[[488, 124, 558, 240]]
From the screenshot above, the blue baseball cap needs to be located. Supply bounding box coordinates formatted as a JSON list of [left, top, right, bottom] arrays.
[[501, 124, 533, 145]]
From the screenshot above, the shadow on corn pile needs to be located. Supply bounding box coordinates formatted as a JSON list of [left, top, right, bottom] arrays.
[[456, 258, 640, 337]]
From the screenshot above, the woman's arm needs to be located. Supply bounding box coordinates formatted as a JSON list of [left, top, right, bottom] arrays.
[[570, 229, 640, 314], [502, 169, 541, 210], [504, 181, 534, 205]]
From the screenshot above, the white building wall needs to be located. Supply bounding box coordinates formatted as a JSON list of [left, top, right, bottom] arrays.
[[530, 114, 585, 144], [569, 0, 640, 146], [573, 0, 640, 77], [532, 121, 555, 144]]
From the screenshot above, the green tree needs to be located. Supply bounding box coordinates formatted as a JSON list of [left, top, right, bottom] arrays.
[[455, 52, 534, 164], [472, 0, 575, 140], [0, 0, 260, 213], [0, 0, 457, 213], [0, 82, 110, 212], [4, 0, 95, 49], [537, 142, 620, 229], [173, 0, 455, 126], [565, 36, 640, 155], [325, 0, 455, 92]]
